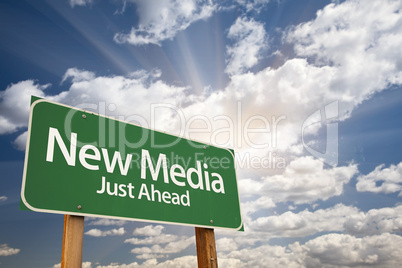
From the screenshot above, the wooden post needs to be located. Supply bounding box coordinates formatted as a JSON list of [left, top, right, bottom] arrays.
[[195, 227, 218, 268], [61, 215, 85, 268]]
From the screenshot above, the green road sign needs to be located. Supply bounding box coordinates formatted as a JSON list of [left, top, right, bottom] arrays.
[[21, 98, 243, 230]]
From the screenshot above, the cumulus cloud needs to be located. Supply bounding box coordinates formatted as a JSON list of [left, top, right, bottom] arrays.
[[130, 236, 194, 259], [356, 162, 402, 195], [344, 205, 402, 235], [286, 0, 402, 114], [13, 131, 28, 151], [250, 204, 358, 237], [215, 202, 402, 263], [256, 156, 357, 205], [0, 80, 47, 135], [125, 225, 194, 260], [114, 0, 216, 46], [61, 68, 96, 84], [0, 68, 187, 150], [241, 195, 276, 218], [136, 254, 168, 260], [0, 196, 7, 202], [0, 244, 20, 256], [132, 225, 165, 236], [60, 232, 402, 267], [222, 243, 303, 267], [249, 204, 402, 237], [220, 233, 402, 267], [225, 17, 267, 75], [95, 256, 196, 268], [302, 233, 402, 267], [222, 203, 402, 255], [216, 237, 239, 252], [86, 218, 126, 226], [85, 227, 125, 237], [125, 234, 178, 245]]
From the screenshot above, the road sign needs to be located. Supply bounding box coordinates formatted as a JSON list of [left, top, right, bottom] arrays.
[[21, 98, 243, 230]]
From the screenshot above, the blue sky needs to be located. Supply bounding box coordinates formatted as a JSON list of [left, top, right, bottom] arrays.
[[1, 0, 402, 267]]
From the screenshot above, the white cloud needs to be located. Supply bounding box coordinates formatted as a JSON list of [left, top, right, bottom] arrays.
[[221, 233, 402, 268], [199, 0, 402, 168], [0, 80, 47, 135], [237, 178, 264, 197], [356, 162, 402, 195], [126, 225, 194, 260], [91, 232, 402, 267], [287, 0, 402, 114], [344, 205, 402, 235], [86, 218, 126, 226], [114, 0, 216, 46], [61, 68, 96, 84], [69, 0, 92, 8], [13, 131, 28, 151], [225, 17, 267, 75], [136, 254, 167, 260], [259, 156, 357, 204], [0, 196, 7, 202], [216, 202, 402, 262], [222, 244, 303, 267], [248, 204, 402, 238], [250, 204, 359, 237], [169, 57, 342, 157], [130, 236, 194, 256], [0, 69, 187, 150], [0, 244, 20, 256], [53, 261, 92, 268], [242, 195, 276, 215], [302, 233, 402, 267], [85, 227, 125, 237], [83, 262, 93, 268], [50, 69, 186, 116], [216, 237, 239, 252], [125, 234, 178, 245], [132, 225, 165, 236], [148, 256, 197, 268], [96, 256, 197, 268], [240, 195, 276, 225]]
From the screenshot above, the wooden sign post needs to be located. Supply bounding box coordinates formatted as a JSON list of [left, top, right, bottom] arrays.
[[61, 215, 85, 268], [195, 227, 218, 268]]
